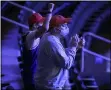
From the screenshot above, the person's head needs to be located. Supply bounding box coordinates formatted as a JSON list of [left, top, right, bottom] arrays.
[[49, 15, 71, 37], [28, 13, 45, 30]]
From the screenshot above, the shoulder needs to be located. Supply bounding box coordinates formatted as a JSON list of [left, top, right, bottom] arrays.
[[26, 31, 36, 39], [47, 35, 61, 47]]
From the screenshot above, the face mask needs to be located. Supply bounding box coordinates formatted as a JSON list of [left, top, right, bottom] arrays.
[[59, 24, 69, 37]]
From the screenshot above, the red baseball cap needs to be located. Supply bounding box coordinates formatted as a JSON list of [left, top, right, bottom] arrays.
[[50, 15, 71, 28], [28, 13, 45, 25]]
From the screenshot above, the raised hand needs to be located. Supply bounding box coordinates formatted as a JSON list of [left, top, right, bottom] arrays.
[[48, 3, 55, 12], [77, 37, 85, 49], [69, 34, 80, 48]]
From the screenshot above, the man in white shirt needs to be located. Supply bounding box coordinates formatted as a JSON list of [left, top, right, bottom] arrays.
[[22, 3, 54, 90], [34, 15, 85, 90]]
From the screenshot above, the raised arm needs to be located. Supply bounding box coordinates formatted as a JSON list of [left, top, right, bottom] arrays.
[[34, 3, 55, 38], [42, 3, 55, 31]]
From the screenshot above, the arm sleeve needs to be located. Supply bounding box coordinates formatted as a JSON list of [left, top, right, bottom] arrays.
[[49, 38, 77, 69], [42, 13, 52, 31], [26, 31, 40, 50]]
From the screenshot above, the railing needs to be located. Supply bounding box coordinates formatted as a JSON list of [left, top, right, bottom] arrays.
[[8, 1, 36, 13], [1, 16, 29, 29], [81, 32, 111, 72], [1, 1, 34, 29]]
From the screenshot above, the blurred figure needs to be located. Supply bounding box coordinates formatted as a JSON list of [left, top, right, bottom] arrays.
[[34, 15, 83, 90], [22, 3, 55, 90]]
